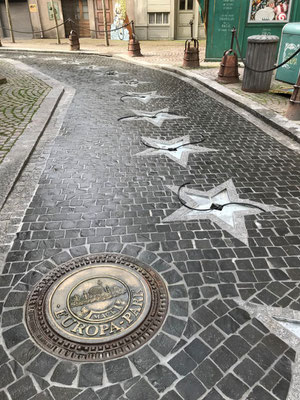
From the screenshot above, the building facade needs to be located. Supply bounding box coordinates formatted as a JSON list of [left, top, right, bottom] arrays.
[[0, 0, 204, 40], [127, 0, 204, 40]]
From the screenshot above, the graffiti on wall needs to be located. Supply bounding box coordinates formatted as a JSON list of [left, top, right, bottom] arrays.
[[111, 2, 129, 40]]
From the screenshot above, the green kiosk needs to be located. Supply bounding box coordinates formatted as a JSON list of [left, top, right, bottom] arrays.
[[201, 0, 300, 63], [275, 23, 300, 84]]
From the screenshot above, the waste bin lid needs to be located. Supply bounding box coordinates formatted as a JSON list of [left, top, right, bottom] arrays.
[[247, 35, 279, 43], [282, 23, 300, 35]]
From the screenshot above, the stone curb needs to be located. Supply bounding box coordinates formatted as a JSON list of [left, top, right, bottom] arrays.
[[0, 59, 65, 211], [1, 46, 299, 144]]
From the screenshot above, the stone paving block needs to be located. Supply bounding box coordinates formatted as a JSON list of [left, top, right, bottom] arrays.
[[78, 363, 103, 387], [9, 361, 23, 379], [217, 373, 249, 400], [146, 364, 177, 392], [2, 324, 28, 349], [249, 343, 277, 370], [129, 345, 159, 374], [160, 390, 183, 400], [273, 378, 290, 400], [0, 364, 14, 389], [247, 385, 278, 400], [0, 391, 9, 400], [202, 390, 225, 400], [0, 346, 9, 366], [194, 359, 223, 389], [126, 378, 159, 400], [96, 384, 124, 400], [210, 346, 238, 372], [105, 359, 133, 384], [27, 352, 57, 377], [176, 373, 206, 400], [150, 333, 176, 356], [49, 386, 81, 400], [168, 350, 197, 375], [30, 390, 54, 400], [184, 338, 211, 364], [50, 361, 78, 385], [11, 339, 40, 365], [2, 308, 23, 328], [7, 375, 37, 400], [73, 389, 98, 400], [234, 358, 264, 386], [162, 315, 186, 337]]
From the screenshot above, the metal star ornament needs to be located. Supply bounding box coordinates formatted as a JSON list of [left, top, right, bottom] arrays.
[[163, 179, 285, 246], [112, 79, 151, 87], [119, 108, 187, 127], [120, 91, 168, 104], [135, 135, 217, 167]]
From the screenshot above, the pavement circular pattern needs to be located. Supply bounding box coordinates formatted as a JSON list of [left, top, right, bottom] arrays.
[[25, 253, 168, 361]]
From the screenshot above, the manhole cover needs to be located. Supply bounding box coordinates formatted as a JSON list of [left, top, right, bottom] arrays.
[[26, 254, 168, 361]]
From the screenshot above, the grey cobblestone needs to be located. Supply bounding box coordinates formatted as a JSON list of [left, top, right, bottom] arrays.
[[0, 53, 299, 400], [0, 61, 50, 165]]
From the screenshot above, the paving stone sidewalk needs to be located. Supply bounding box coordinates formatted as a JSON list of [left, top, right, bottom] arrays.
[[0, 53, 300, 400], [0, 60, 50, 164]]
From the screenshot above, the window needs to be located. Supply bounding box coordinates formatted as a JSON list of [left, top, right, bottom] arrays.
[[148, 13, 170, 25], [187, 0, 193, 10], [179, 0, 194, 11]]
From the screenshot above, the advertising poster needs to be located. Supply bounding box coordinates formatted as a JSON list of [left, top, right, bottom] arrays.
[[249, 0, 292, 22]]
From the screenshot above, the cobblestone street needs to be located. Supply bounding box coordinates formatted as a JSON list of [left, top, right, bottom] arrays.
[[0, 53, 300, 400]]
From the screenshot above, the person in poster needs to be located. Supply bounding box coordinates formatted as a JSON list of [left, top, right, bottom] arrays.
[[250, 0, 290, 22]]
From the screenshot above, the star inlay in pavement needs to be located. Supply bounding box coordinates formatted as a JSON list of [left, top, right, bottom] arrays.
[[119, 108, 187, 127], [135, 135, 217, 167], [120, 91, 168, 104], [163, 179, 285, 245], [112, 79, 151, 87]]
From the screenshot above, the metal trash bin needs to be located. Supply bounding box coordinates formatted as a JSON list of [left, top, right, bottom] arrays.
[[276, 23, 300, 85], [242, 35, 279, 93]]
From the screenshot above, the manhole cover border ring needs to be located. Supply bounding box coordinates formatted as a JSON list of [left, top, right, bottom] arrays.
[[25, 252, 169, 362]]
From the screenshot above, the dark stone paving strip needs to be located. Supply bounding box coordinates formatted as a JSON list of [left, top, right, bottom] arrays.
[[0, 53, 299, 399]]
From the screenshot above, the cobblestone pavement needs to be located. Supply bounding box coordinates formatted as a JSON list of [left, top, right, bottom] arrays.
[[0, 53, 300, 400], [0, 61, 51, 164]]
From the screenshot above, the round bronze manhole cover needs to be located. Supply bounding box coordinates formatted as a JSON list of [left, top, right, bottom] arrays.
[[26, 254, 168, 361]]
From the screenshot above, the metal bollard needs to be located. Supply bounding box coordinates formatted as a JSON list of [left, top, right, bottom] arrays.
[[128, 37, 142, 57], [242, 35, 279, 93], [128, 22, 142, 57], [183, 39, 200, 68], [217, 50, 239, 84], [286, 72, 300, 120], [217, 27, 239, 84], [69, 30, 80, 51]]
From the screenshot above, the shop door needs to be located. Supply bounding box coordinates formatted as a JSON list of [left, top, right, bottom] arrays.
[[75, 0, 90, 37], [0, 1, 32, 39], [95, 0, 112, 39], [176, 0, 194, 40]]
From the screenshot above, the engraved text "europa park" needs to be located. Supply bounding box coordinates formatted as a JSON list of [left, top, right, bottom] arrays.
[[54, 290, 144, 337]]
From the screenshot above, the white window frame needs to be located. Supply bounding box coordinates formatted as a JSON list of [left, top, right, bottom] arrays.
[[148, 12, 170, 25]]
